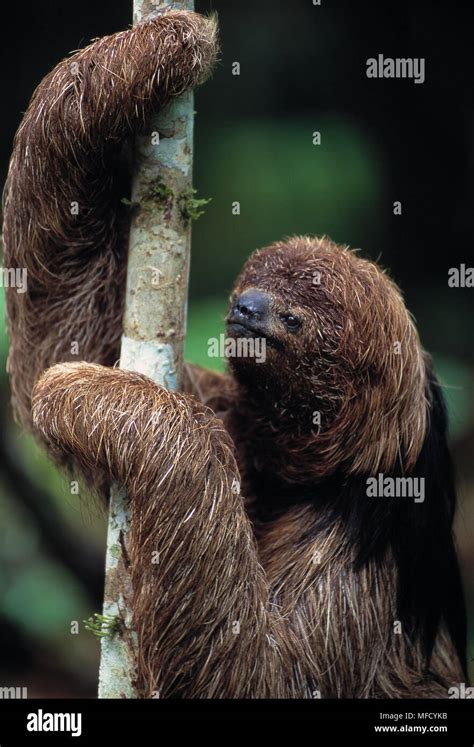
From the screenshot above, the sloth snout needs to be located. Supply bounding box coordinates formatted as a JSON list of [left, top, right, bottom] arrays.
[[230, 289, 270, 323]]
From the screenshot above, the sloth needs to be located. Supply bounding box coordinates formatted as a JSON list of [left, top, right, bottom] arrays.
[[2, 10, 467, 698]]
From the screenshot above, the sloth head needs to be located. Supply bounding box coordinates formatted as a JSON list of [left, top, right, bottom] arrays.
[[226, 235, 428, 479]]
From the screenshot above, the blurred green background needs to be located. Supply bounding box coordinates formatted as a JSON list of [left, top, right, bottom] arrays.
[[0, 0, 472, 695]]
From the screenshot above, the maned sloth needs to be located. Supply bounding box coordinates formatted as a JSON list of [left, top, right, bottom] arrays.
[[2, 10, 468, 698]]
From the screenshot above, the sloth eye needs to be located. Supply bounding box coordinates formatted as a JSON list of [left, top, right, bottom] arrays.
[[279, 313, 302, 331]]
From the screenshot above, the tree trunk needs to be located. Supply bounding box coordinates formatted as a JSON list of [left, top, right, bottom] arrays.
[[98, 0, 195, 698]]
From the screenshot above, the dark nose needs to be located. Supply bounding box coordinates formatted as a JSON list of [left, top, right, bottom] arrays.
[[231, 289, 270, 322]]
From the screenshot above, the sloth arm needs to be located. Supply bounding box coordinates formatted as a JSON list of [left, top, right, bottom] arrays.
[[32, 361, 311, 698], [3, 11, 219, 430]]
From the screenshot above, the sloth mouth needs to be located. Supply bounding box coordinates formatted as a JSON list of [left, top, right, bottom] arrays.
[[227, 321, 265, 337], [226, 319, 283, 349]]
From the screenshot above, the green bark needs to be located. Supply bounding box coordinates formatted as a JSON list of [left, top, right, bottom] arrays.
[[98, 0, 195, 699]]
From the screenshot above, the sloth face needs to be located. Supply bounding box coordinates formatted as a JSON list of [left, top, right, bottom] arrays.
[[227, 287, 303, 349], [227, 235, 414, 381], [225, 236, 427, 477], [226, 281, 323, 396], [226, 237, 355, 399]]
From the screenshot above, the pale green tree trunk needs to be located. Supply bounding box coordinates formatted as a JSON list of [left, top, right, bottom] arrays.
[[98, 0, 195, 698]]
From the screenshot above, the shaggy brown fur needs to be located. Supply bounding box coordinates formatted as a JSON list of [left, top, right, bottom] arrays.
[[4, 11, 467, 698], [31, 361, 462, 698], [3, 9, 218, 429]]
